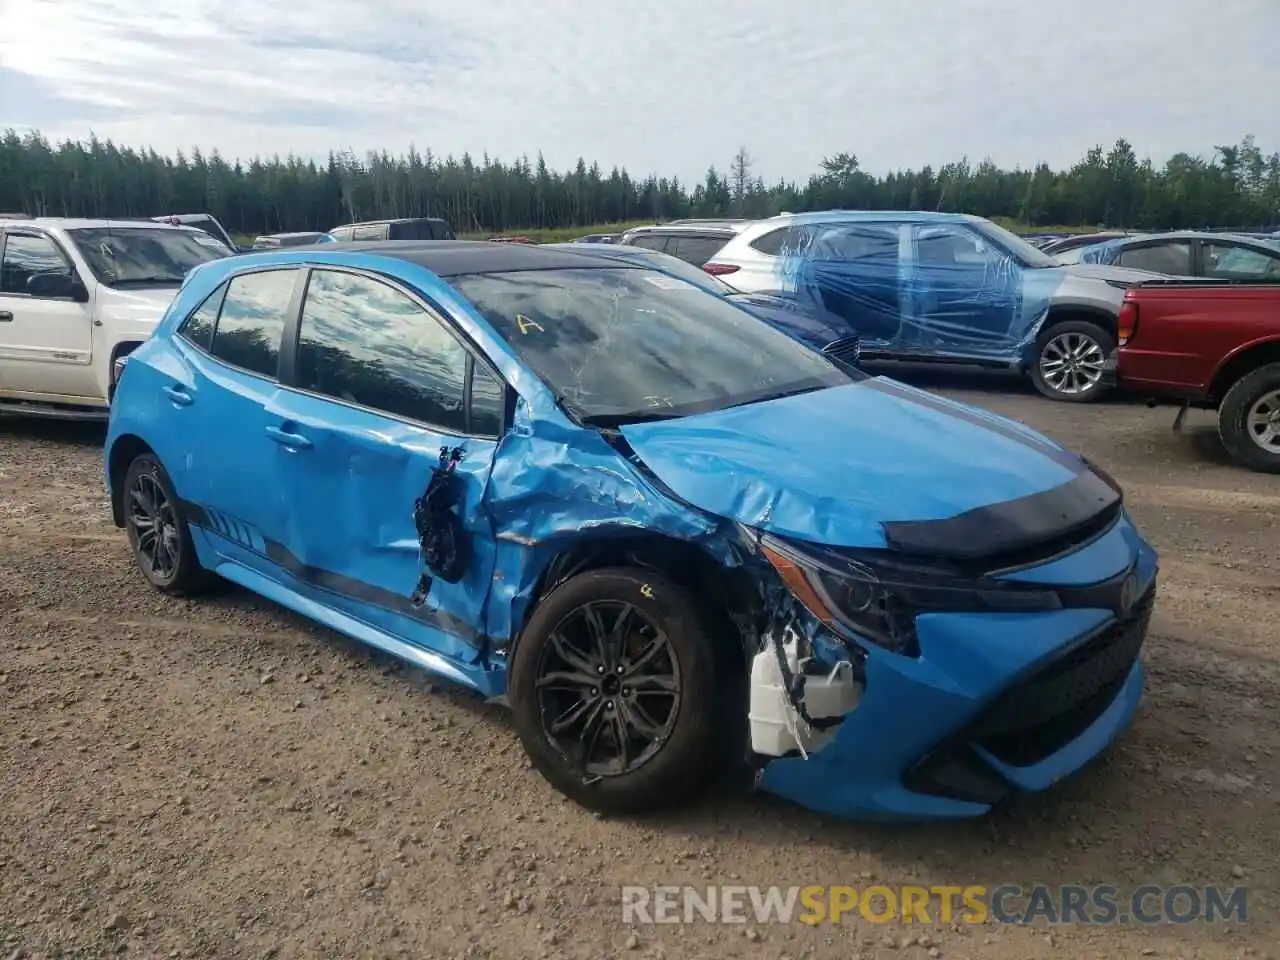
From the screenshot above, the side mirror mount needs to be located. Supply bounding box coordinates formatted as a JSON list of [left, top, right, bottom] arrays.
[[27, 271, 88, 301]]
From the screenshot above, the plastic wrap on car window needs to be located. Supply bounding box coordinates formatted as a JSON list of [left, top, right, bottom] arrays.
[[768, 221, 1069, 364]]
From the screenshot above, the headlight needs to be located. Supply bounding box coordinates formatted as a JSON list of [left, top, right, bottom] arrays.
[[759, 534, 1062, 657]]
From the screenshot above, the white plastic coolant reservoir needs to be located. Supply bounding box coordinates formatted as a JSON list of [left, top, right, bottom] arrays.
[[748, 636, 862, 758]]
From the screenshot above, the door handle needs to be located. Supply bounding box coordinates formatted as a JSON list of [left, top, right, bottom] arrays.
[[162, 384, 193, 406], [0, 311, 12, 322], [265, 424, 313, 450]]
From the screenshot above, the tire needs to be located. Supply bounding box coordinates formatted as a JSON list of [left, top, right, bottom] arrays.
[[1218, 362, 1280, 474], [1031, 319, 1116, 403], [509, 567, 725, 815], [121, 453, 214, 595]]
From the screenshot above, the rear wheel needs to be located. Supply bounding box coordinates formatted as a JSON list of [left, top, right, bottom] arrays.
[[1218, 363, 1280, 474], [122, 453, 214, 595], [509, 567, 724, 814], [1031, 320, 1115, 403]]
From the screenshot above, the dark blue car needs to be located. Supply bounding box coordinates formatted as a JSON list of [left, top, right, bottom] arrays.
[[105, 241, 1158, 820]]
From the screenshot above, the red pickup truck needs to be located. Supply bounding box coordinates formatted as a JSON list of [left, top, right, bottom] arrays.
[[1114, 280, 1280, 473]]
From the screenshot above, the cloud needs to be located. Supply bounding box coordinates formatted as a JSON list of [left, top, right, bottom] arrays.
[[1, 0, 1278, 183]]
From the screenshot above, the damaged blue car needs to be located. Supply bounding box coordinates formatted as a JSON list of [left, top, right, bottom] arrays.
[[104, 241, 1158, 820]]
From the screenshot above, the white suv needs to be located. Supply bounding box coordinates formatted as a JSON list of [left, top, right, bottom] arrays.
[[0, 217, 233, 421]]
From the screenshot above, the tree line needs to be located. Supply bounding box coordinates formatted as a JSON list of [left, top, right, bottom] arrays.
[[1, 128, 1277, 237]]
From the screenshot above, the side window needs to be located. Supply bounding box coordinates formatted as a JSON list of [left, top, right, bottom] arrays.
[[209, 269, 297, 379], [666, 235, 730, 266], [1204, 243, 1280, 280], [914, 226, 1002, 268], [818, 225, 899, 261], [1, 233, 73, 295], [352, 223, 389, 241], [1118, 242, 1191, 275], [329, 227, 354, 241], [628, 234, 668, 252], [177, 284, 225, 351], [297, 269, 469, 432], [749, 227, 791, 256], [470, 363, 506, 437]]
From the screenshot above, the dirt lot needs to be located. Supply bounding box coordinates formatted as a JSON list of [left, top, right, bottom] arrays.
[[2, 371, 1278, 960]]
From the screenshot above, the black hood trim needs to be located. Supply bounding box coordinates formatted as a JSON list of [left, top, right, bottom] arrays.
[[880, 468, 1122, 567]]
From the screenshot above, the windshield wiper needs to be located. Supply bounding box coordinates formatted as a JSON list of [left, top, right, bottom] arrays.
[[580, 411, 684, 428], [110, 275, 186, 286], [720, 383, 825, 411]]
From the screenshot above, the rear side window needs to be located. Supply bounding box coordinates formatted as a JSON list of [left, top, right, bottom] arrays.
[[296, 269, 479, 433], [665, 235, 730, 266], [749, 227, 794, 256], [177, 284, 225, 351], [1203, 243, 1280, 281], [352, 223, 390, 241], [209, 269, 298, 379], [1118, 242, 1191, 275], [627, 234, 668, 252]]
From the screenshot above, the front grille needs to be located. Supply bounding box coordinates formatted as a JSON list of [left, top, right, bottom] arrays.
[[968, 585, 1155, 767]]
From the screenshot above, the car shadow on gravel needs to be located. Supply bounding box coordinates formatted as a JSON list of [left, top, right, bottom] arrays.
[[0, 416, 106, 447], [863, 361, 1146, 406]]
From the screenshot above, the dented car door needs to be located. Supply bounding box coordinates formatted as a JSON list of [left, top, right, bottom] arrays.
[[267, 267, 505, 667]]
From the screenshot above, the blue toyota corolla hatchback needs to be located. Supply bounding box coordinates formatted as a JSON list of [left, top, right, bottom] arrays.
[[105, 241, 1158, 820]]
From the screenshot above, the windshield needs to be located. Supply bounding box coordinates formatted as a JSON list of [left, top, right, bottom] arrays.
[[450, 267, 854, 425], [68, 228, 232, 286], [969, 219, 1058, 268]]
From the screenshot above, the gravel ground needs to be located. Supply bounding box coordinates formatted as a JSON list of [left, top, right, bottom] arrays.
[[2, 371, 1278, 960]]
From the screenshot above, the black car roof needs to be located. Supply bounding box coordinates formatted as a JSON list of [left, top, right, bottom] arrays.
[[323, 240, 639, 277]]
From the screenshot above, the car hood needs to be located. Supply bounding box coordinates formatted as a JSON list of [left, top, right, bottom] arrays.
[[96, 285, 180, 323], [619, 378, 1087, 549], [728, 292, 852, 350], [1053, 263, 1164, 284]]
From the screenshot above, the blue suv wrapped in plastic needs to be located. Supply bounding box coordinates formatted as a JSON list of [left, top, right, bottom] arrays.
[[105, 240, 1158, 820]]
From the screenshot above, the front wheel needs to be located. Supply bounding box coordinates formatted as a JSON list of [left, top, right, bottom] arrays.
[[1218, 363, 1280, 474], [509, 567, 724, 814], [1031, 320, 1116, 403]]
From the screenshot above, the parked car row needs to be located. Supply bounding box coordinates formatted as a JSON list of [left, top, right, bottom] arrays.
[[102, 237, 1160, 820], [1056, 230, 1280, 282]]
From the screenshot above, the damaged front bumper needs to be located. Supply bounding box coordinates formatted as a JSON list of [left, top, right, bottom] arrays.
[[752, 528, 1157, 820]]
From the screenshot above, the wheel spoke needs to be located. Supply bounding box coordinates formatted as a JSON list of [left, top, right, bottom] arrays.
[[535, 669, 598, 691], [610, 708, 630, 771], [548, 630, 595, 677], [618, 695, 665, 738], [626, 672, 678, 693], [624, 634, 670, 676], [549, 695, 594, 735], [577, 699, 607, 758], [581, 604, 612, 667], [130, 485, 155, 516]]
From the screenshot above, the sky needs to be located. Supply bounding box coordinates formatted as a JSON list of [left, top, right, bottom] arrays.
[[1, 0, 1278, 184]]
